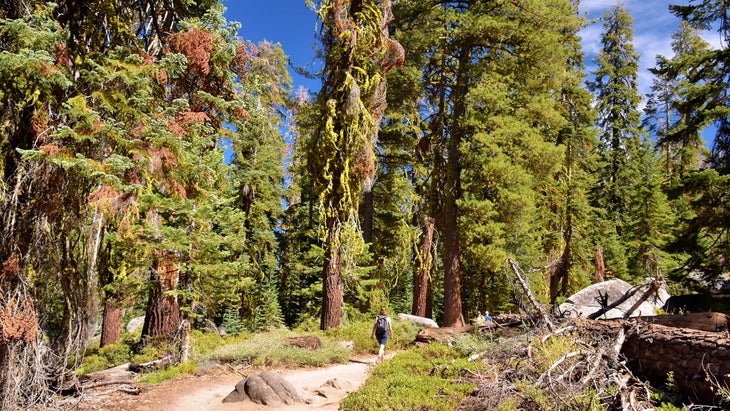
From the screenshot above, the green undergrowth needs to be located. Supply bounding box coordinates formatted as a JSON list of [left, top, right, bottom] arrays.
[[137, 361, 198, 384], [340, 342, 479, 411], [78, 330, 147, 374], [79, 318, 425, 385], [320, 318, 421, 355], [198, 328, 352, 367]]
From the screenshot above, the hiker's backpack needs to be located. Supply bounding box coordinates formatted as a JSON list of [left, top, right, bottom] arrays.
[[375, 315, 388, 335]]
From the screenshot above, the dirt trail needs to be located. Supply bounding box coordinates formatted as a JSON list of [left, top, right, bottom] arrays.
[[75, 354, 388, 411]]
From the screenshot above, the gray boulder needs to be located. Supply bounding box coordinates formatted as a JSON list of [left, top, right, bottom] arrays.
[[397, 313, 439, 328], [558, 278, 670, 319], [125, 316, 145, 333], [223, 371, 302, 406]]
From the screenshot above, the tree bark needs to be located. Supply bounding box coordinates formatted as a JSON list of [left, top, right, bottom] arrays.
[[320, 216, 343, 330], [633, 312, 728, 333], [549, 218, 572, 306], [361, 184, 373, 244], [595, 247, 606, 283], [412, 216, 434, 317], [100, 294, 122, 347], [442, 47, 470, 328], [139, 254, 181, 349]]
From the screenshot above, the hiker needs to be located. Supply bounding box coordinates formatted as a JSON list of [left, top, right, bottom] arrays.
[[371, 307, 393, 362], [484, 310, 493, 325]]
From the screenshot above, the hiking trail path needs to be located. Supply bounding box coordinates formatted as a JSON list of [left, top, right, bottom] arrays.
[[74, 353, 391, 411]]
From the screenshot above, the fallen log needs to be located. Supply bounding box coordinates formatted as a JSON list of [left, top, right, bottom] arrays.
[[639, 312, 729, 332], [416, 315, 528, 344], [574, 318, 730, 405], [599, 312, 729, 333], [79, 363, 134, 385], [415, 325, 475, 344], [128, 356, 173, 373]]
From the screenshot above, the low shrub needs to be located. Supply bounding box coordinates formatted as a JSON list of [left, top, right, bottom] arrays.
[[340, 343, 478, 410], [78, 331, 140, 374]]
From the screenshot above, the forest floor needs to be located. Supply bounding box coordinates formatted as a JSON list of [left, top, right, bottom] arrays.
[[69, 353, 392, 411]]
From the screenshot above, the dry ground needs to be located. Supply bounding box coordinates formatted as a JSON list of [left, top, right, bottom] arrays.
[[68, 354, 391, 411]]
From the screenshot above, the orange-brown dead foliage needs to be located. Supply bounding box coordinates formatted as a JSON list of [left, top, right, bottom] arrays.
[[39, 144, 61, 156], [170, 27, 217, 76], [0, 296, 37, 344]]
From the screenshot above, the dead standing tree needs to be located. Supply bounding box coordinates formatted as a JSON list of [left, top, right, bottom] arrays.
[[507, 257, 555, 332]]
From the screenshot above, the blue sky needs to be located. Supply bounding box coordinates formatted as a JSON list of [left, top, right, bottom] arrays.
[[224, 0, 321, 92], [224, 0, 721, 144]]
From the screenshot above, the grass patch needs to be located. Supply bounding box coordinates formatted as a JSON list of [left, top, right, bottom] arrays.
[[189, 329, 250, 358], [137, 361, 198, 384], [199, 328, 351, 367], [340, 343, 477, 411]]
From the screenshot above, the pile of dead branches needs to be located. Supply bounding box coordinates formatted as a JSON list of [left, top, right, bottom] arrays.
[[458, 325, 654, 410]]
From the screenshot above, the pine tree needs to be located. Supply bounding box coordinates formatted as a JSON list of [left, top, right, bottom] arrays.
[[670, 0, 730, 175], [390, 0, 594, 319], [645, 21, 709, 182], [228, 40, 290, 329], [660, 0, 730, 280], [0, 2, 274, 402], [623, 138, 676, 279], [544, 3, 599, 306], [587, 4, 644, 280], [306, 0, 402, 329]]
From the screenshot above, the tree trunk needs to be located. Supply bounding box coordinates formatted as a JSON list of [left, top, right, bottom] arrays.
[[595, 247, 606, 283], [549, 213, 573, 306], [442, 47, 470, 328], [178, 318, 191, 362], [425, 277, 434, 319], [100, 294, 122, 347], [576, 318, 730, 404], [361, 183, 373, 244], [320, 216, 343, 330], [139, 254, 181, 349], [0, 342, 8, 407], [412, 216, 434, 317], [630, 312, 728, 333]]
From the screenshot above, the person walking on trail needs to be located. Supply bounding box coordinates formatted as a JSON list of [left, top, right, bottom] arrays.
[[371, 307, 393, 362]]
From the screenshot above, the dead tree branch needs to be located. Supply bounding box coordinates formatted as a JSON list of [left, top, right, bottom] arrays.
[[507, 258, 554, 332]]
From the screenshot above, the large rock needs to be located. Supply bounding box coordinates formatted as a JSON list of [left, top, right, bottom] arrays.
[[397, 313, 439, 328], [310, 378, 353, 398], [558, 279, 670, 319], [223, 371, 302, 406], [125, 316, 145, 333]]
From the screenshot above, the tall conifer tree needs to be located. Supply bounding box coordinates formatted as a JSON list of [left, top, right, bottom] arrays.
[[587, 4, 643, 279], [645, 21, 709, 182], [659, 0, 730, 280], [307, 0, 402, 329]]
